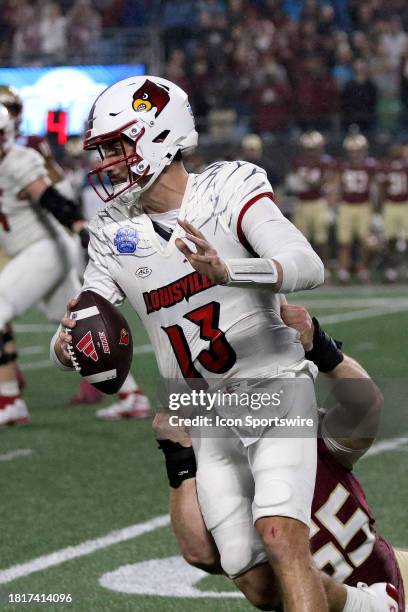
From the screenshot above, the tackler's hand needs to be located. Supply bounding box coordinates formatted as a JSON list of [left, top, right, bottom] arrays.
[[280, 304, 314, 352]]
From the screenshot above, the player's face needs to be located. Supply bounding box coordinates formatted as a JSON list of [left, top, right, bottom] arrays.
[[98, 138, 133, 185]]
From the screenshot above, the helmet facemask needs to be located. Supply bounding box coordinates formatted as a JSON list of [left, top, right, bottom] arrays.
[[83, 76, 198, 206], [86, 121, 151, 203]]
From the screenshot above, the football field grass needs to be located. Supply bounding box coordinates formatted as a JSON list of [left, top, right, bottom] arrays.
[[0, 285, 407, 611]]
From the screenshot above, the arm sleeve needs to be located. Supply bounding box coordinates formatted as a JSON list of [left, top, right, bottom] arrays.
[[236, 196, 324, 292], [39, 185, 83, 228], [13, 147, 47, 190], [82, 227, 125, 305]]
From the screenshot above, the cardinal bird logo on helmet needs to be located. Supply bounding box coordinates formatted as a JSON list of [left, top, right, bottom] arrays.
[[132, 80, 170, 117]]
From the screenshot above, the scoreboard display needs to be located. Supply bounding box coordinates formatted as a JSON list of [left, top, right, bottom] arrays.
[[0, 64, 145, 140]]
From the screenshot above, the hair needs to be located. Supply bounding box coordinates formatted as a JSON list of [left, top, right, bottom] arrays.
[[173, 150, 183, 162]]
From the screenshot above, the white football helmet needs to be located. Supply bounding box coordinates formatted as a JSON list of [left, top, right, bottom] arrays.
[[0, 103, 15, 157], [83, 75, 198, 203]]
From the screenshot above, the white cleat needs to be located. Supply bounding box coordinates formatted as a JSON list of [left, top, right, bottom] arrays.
[[0, 397, 30, 426], [357, 582, 399, 612], [337, 268, 350, 283], [96, 391, 151, 421]]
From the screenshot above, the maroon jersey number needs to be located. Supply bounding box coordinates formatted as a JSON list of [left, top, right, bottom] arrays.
[[162, 301, 237, 384], [311, 482, 376, 581]]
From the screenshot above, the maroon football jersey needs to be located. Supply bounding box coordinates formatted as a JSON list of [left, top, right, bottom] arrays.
[[379, 159, 408, 203], [337, 158, 379, 204], [290, 154, 335, 200], [310, 440, 405, 609]]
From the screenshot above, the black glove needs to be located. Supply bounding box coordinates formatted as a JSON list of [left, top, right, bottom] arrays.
[[78, 227, 90, 249]]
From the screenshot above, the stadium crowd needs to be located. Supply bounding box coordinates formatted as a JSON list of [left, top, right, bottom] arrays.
[[1, 0, 408, 284], [0, 1, 408, 135]]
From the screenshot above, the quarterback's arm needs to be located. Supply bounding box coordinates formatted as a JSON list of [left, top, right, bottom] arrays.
[[281, 304, 383, 468], [236, 195, 324, 292]]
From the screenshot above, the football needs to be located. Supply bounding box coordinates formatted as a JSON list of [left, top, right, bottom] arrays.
[[66, 290, 133, 394]]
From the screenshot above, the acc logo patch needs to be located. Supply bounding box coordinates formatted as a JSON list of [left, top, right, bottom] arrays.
[[114, 226, 138, 255], [135, 266, 152, 278], [132, 79, 170, 117], [119, 329, 130, 346]]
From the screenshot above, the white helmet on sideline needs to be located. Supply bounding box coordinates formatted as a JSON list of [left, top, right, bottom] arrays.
[[84, 75, 198, 203]]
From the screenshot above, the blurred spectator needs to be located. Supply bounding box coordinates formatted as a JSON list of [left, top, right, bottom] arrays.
[[39, 2, 67, 64], [66, 0, 101, 60], [294, 54, 338, 131], [161, 0, 197, 58], [381, 15, 407, 68], [12, 3, 40, 65], [163, 48, 191, 95], [252, 64, 293, 134], [340, 58, 378, 132], [369, 39, 399, 98], [332, 42, 354, 91], [400, 40, 408, 125]]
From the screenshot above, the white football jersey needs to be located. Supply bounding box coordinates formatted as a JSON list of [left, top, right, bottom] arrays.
[[0, 144, 66, 256], [83, 161, 322, 382]]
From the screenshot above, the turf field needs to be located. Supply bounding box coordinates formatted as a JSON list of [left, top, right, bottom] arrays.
[[0, 285, 407, 611]]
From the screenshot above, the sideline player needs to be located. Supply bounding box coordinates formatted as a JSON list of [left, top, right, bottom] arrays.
[[286, 131, 335, 272], [0, 87, 150, 419], [154, 303, 403, 612], [335, 134, 379, 284], [378, 144, 408, 283], [51, 75, 328, 611], [0, 103, 87, 424]]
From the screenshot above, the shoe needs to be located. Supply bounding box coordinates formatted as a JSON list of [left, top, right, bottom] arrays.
[[96, 390, 151, 420], [384, 268, 398, 283], [68, 379, 104, 405], [0, 396, 30, 425], [357, 268, 370, 284], [337, 269, 350, 283], [16, 366, 26, 392], [357, 582, 399, 611]]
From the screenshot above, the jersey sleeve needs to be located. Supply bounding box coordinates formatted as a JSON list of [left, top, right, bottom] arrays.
[[12, 147, 47, 192], [82, 221, 125, 305], [222, 162, 324, 292]]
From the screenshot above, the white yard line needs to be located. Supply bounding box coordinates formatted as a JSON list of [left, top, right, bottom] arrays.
[[293, 298, 408, 309], [0, 434, 405, 584], [319, 302, 408, 325], [19, 346, 44, 356], [0, 449, 34, 462], [14, 324, 56, 333], [0, 514, 170, 585], [20, 344, 154, 371], [363, 436, 408, 458]]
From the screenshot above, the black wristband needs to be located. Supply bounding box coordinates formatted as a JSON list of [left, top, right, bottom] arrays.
[[79, 227, 90, 249], [157, 439, 197, 489], [39, 186, 83, 229], [305, 317, 344, 373]]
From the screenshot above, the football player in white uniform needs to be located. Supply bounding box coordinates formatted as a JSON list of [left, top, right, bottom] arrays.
[[0, 87, 150, 419], [0, 103, 85, 424], [51, 75, 329, 611]]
